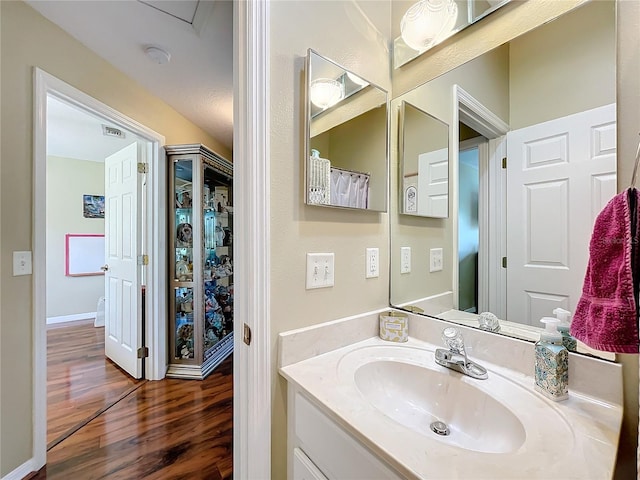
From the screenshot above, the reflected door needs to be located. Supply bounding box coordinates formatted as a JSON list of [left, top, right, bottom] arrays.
[[418, 148, 449, 217], [506, 104, 616, 326], [104, 142, 143, 378]]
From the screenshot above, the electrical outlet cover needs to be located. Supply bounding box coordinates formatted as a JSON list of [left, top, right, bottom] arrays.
[[430, 247, 443, 272], [366, 247, 379, 278], [400, 247, 411, 274]]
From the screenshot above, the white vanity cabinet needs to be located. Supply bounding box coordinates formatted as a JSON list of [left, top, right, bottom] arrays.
[[288, 384, 403, 480], [292, 448, 328, 480]]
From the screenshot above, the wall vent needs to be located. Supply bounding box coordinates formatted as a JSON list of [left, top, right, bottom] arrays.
[[102, 125, 125, 138]]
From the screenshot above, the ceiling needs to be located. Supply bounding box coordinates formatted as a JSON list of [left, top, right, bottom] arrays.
[[27, 0, 234, 152], [47, 96, 140, 161]]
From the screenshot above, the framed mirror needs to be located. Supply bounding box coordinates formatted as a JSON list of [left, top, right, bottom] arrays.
[[305, 49, 389, 212], [390, 0, 616, 360], [399, 101, 449, 218]]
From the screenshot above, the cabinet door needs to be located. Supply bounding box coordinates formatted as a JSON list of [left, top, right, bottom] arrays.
[[202, 162, 233, 359], [293, 448, 328, 480], [172, 158, 195, 361], [294, 392, 402, 479]]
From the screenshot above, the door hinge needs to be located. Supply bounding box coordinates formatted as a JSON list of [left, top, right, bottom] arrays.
[[502, 157, 507, 169], [502, 256, 507, 268], [137, 346, 149, 358], [137, 254, 149, 265], [137, 162, 148, 173], [243, 323, 252, 346]]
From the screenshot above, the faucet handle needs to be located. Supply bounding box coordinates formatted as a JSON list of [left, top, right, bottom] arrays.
[[478, 311, 500, 332], [442, 327, 465, 352]]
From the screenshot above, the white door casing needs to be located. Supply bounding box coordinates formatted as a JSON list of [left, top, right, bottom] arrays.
[[104, 142, 143, 378], [506, 104, 616, 326], [234, 0, 272, 478], [452, 85, 510, 312]]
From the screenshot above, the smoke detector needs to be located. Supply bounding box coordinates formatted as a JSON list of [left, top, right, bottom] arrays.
[[144, 45, 171, 65]]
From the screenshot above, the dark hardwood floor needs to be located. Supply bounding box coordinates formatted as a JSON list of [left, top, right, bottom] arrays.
[[33, 320, 233, 479], [46, 320, 142, 448]]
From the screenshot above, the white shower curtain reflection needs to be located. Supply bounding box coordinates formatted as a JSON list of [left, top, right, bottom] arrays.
[[330, 167, 370, 209]]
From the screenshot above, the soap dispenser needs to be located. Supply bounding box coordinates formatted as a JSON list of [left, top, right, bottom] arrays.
[[534, 317, 568, 401], [553, 307, 577, 352]]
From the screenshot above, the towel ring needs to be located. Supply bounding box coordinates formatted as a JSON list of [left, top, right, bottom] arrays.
[[630, 133, 640, 188]]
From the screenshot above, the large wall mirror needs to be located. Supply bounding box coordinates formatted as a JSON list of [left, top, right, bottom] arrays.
[[390, 0, 616, 360], [399, 101, 449, 218], [305, 49, 389, 212]]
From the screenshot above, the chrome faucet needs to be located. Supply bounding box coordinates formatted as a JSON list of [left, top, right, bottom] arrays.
[[434, 327, 488, 380]]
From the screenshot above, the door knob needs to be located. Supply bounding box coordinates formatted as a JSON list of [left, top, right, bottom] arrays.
[[100, 264, 109, 272]]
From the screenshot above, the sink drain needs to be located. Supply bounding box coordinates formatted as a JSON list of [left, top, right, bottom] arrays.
[[430, 421, 450, 436]]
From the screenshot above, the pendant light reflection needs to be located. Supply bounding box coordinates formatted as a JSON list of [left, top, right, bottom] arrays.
[[346, 72, 369, 88], [400, 0, 458, 52], [310, 78, 345, 110]]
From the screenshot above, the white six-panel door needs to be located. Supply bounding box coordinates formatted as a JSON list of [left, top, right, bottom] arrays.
[[506, 104, 616, 326], [104, 142, 143, 378], [418, 148, 449, 217]]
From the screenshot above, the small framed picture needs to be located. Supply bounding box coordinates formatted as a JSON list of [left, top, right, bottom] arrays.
[[83, 195, 105, 219]]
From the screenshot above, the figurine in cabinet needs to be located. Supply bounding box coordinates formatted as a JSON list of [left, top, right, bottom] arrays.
[[176, 222, 193, 247]]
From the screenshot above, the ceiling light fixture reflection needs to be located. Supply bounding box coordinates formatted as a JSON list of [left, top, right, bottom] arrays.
[[400, 0, 458, 52], [310, 78, 344, 109], [346, 72, 369, 88]]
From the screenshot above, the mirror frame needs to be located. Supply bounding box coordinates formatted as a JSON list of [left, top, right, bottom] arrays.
[[304, 49, 389, 213]]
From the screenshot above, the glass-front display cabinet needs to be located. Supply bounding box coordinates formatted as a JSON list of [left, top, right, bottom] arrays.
[[166, 144, 233, 379]]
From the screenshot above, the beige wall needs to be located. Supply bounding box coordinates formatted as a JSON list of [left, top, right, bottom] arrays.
[[509, 0, 616, 129], [269, 1, 391, 476], [46, 156, 105, 318], [0, 1, 227, 475]]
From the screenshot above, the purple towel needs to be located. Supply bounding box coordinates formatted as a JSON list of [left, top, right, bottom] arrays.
[[571, 188, 640, 353]]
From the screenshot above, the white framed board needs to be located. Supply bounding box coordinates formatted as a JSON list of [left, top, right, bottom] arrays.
[[65, 234, 105, 277]]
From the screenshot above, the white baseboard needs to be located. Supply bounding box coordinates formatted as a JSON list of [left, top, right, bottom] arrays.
[[1, 457, 36, 480], [46, 311, 97, 325]]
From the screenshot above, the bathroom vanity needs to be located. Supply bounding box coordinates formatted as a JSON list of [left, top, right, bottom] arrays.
[[279, 311, 623, 479]]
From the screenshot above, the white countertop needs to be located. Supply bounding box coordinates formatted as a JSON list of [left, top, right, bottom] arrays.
[[280, 335, 623, 480]]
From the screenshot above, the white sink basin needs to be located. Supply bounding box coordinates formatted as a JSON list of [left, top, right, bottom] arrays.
[[354, 360, 526, 453], [336, 343, 576, 458]]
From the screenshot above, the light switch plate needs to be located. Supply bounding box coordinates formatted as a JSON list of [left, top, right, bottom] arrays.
[[365, 248, 379, 278], [13, 251, 33, 276], [400, 247, 411, 274], [430, 247, 443, 272], [306, 253, 335, 289]]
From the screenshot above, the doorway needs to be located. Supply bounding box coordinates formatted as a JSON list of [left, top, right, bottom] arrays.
[[44, 96, 147, 449], [33, 69, 168, 468]]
